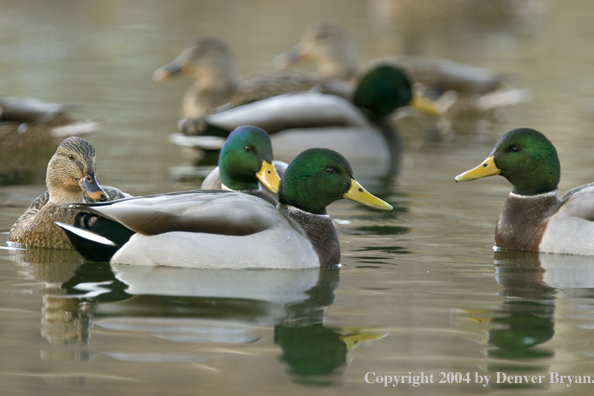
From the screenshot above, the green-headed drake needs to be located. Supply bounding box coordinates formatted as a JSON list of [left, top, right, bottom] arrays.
[[0, 96, 103, 151], [455, 128, 594, 255], [175, 64, 440, 175], [201, 125, 284, 205], [153, 36, 346, 118], [8, 137, 129, 249], [56, 148, 393, 268], [274, 23, 528, 114]]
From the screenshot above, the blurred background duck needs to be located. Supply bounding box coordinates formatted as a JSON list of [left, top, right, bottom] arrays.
[[0, 96, 103, 152], [201, 125, 284, 205], [8, 137, 128, 250], [175, 64, 441, 176], [274, 23, 529, 116], [153, 36, 351, 118], [57, 148, 393, 268]]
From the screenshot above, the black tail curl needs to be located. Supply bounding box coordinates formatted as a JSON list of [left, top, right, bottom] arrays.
[[60, 212, 136, 262]]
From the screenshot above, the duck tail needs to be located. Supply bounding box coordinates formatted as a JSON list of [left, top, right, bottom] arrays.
[[55, 212, 135, 262]]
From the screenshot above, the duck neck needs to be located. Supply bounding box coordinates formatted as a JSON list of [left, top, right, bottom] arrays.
[[320, 57, 359, 80], [192, 71, 239, 114], [46, 168, 85, 206], [47, 188, 85, 206], [495, 190, 560, 252], [363, 109, 402, 174], [221, 181, 259, 193], [279, 204, 341, 267]]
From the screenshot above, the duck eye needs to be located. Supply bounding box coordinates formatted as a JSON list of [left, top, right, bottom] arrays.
[[68, 154, 74, 160], [510, 146, 520, 152], [326, 167, 336, 174], [243, 145, 252, 153]]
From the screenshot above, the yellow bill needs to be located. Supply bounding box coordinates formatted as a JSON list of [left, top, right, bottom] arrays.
[[256, 161, 281, 193], [343, 179, 393, 211], [409, 94, 446, 116], [339, 330, 387, 352], [455, 155, 501, 182]]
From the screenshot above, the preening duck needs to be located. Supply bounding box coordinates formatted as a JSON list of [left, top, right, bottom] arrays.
[[455, 127, 594, 255], [57, 148, 393, 268]]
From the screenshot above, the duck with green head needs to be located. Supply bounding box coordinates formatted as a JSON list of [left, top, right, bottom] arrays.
[[274, 23, 529, 115], [455, 127, 594, 255], [201, 125, 284, 205], [57, 148, 393, 268], [175, 64, 441, 175], [8, 137, 128, 249]]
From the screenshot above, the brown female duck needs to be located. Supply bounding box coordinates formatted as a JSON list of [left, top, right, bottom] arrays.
[[0, 96, 103, 152], [275, 23, 528, 114], [153, 36, 349, 118], [8, 137, 127, 249]]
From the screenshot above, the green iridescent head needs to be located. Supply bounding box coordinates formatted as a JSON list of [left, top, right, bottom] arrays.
[[352, 65, 413, 116], [278, 148, 393, 214], [218, 125, 279, 192], [456, 128, 560, 196]]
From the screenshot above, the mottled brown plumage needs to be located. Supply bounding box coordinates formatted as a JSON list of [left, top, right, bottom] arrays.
[[0, 96, 103, 152], [153, 36, 346, 118], [8, 137, 126, 249], [274, 24, 531, 116]]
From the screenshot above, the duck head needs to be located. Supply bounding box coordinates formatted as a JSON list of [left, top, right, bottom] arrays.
[[46, 137, 107, 205], [353, 65, 442, 117], [274, 23, 360, 81], [455, 128, 560, 196], [219, 125, 281, 192], [152, 36, 239, 89], [278, 148, 393, 215]]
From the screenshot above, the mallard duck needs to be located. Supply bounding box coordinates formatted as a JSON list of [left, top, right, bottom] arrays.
[[8, 137, 128, 249], [175, 65, 440, 175], [274, 24, 362, 81], [153, 36, 349, 118], [56, 148, 393, 268], [455, 127, 594, 255], [0, 96, 103, 151], [200, 125, 284, 205], [275, 23, 528, 113]]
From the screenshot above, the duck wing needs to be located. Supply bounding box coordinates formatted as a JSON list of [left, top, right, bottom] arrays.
[[181, 92, 370, 137], [558, 182, 594, 221], [539, 184, 594, 255], [230, 70, 353, 107], [76, 191, 281, 236], [374, 56, 502, 94]]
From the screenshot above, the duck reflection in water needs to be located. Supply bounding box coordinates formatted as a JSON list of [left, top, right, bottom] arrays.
[[8, 247, 121, 360], [491, 251, 556, 360], [451, 250, 594, 390], [8, 249, 387, 385]]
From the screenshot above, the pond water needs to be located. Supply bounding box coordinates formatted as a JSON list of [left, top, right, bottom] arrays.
[[2, 0, 594, 395]]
